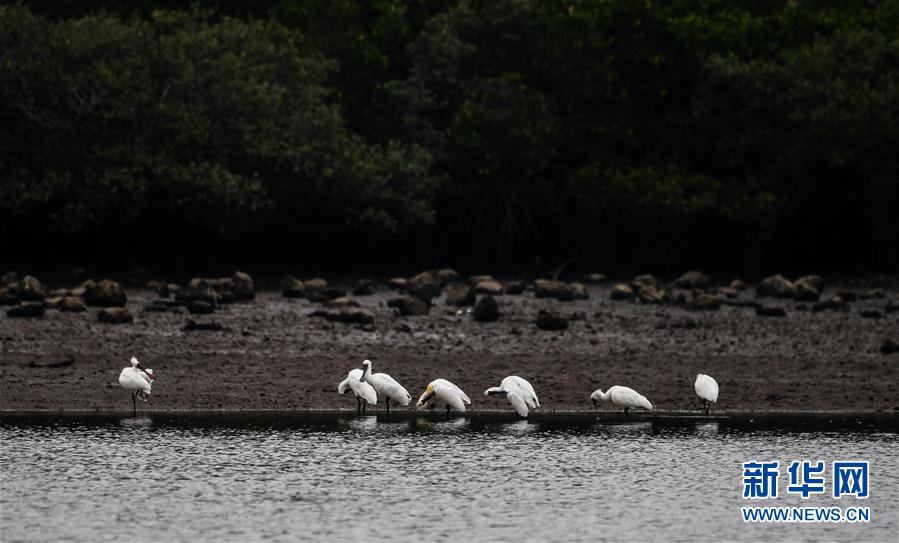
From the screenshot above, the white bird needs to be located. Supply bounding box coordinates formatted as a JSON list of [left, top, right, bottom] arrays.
[[484, 376, 539, 417], [361, 360, 411, 415], [694, 373, 719, 416], [338, 368, 377, 414], [591, 385, 652, 419], [118, 356, 155, 415], [416, 379, 471, 417]]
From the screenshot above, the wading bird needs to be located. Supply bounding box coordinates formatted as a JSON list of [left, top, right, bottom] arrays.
[[591, 386, 652, 420], [484, 376, 540, 417], [361, 359, 411, 415], [416, 379, 471, 417], [338, 368, 377, 414], [119, 357, 155, 416], [694, 373, 719, 417]]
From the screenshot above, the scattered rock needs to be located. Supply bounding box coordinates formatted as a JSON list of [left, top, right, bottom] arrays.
[[793, 281, 820, 302], [860, 289, 884, 300], [183, 320, 226, 332], [352, 280, 374, 296], [50, 288, 69, 298], [885, 301, 899, 314], [143, 301, 182, 313], [27, 356, 75, 369], [812, 297, 847, 312], [536, 310, 569, 331], [326, 297, 359, 308], [610, 283, 635, 301], [756, 306, 786, 317], [311, 308, 375, 325], [407, 279, 442, 302], [281, 276, 306, 298], [570, 283, 589, 300], [583, 273, 607, 284], [435, 269, 460, 284], [505, 281, 527, 295], [859, 310, 882, 319], [0, 287, 18, 305], [534, 279, 572, 301], [305, 278, 328, 291], [17, 275, 47, 302], [880, 339, 899, 355], [836, 291, 858, 302], [672, 270, 710, 289], [691, 294, 721, 311], [729, 279, 747, 291], [473, 296, 501, 322], [631, 274, 660, 292], [84, 279, 127, 307], [59, 296, 86, 312], [6, 303, 45, 318], [474, 280, 504, 296], [445, 283, 476, 307], [715, 287, 739, 299], [637, 287, 666, 304], [388, 296, 430, 316], [308, 287, 347, 303], [388, 277, 408, 290], [795, 275, 825, 293], [97, 307, 132, 324], [231, 271, 254, 300], [756, 275, 795, 298], [468, 274, 495, 286], [1, 271, 17, 286], [188, 301, 215, 315]]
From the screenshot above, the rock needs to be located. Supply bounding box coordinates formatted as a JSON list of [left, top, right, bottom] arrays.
[[217, 291, 237, 305], [859, 310, 882, 319], [50, 288, 69, 297], [188, 301, 215, 315], [407, 280, 442, 302], [691, 294, 721, 311], [97, 307, 132, 324], [17, 275, 47, 301], [536, 310, 569, 331], [311, 308, 374, 325], [468, 274, 494, 286], [534, 279, 572, 301], [474, 280, 504, 296], [305, 278, 328, 291], [70, 287, 87, 297], [885, 300, 899, 314], [881, 339, 899, 355], [231, 271, 254, 300], [6, 303, 45, 318], [184, 320, 226, 332], [715, 287, 739, 299], [505, 281, 527, 295], [730, 279, 747, 291], [793, 281, 820, 302], [1, 271, 17, 286], [610, 284, 635, 301], [409, 271, 438, 285], [281, 276, 306, 298], [445, 283, 476, 307], [631, 274, 659, 291], [756, 275, 795, 298], [0, 287, 18, 305], [836, 290, 858, 302], [812, 297, 847, 312], [388, 277, 407, 290], [157, 283, 171, 299], [637, 287, 666, 304], [795, 275, 825, 293], [388, 296, 430, 316], [472, 296, 501, 322], [672, 270, 710, 289], [143, 300, 182, 313], [43, 295, 61, 307], [326, 297, 359, 308], [583, 273, 607, 284], [860, 289, 884, 300], [756, 306, 786, 317], [177, 280, 217, 305], [59, 296, 86, 312], [435, 268, 460, 284], [352, 280, 374, 296], [84, 279, 127, 307], [570, 283, 589, 300]]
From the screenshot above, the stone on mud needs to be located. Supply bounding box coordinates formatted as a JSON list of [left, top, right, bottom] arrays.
[[84, 279, 127, 307], [536, 310, 569, 331], [610, 283, 635, 301], [97, 307, 132, 324], [756, 275, 794, 298], [472, 296, 501, 322], [6, 303, 45, 318]]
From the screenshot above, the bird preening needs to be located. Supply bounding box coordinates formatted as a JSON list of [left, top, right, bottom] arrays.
[[591, 386, 653, 420], [338, 359, 411, 415], [118, 356, 155, 416], [484, 376, 539, 417], [416, 379, 471, 418], [694, 373, 719, 417]]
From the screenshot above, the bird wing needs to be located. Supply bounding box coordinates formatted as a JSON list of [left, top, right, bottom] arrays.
[[371, 373, 412, 406], [611, 387, 652, 410], [119, 368, 151, 393], [506, 390, 529, 417], [436, 379, 471, 405], [338, 377, 351, 395], [349, 377, 378, 405], [695, 375, 719, 403], [434, 382, 467, 412], [505, 376, 539, 408]]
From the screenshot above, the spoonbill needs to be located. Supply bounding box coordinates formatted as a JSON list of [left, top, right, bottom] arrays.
[[416, 379, 471, 417], [484, 376, 539, 417], [694, 373, 719, 416], [591, 386, 652, 419], [118, 357, 155, 415], [361, 359, 411, 415], [338, 368, 377, 414]]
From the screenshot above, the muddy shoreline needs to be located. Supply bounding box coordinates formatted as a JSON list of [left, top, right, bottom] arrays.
[[1, 279, 898, 414]]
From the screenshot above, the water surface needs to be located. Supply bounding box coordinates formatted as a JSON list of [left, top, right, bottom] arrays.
[[1, 413, 897, 542]]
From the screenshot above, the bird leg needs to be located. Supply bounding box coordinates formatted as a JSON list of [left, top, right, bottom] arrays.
[[363, 401, 367, 414], [445, 405, 451, 419], [131, 391, 137, 416], [705, 400, 710, 418], [355, 397, 361, 414], [385, 398, 390, 416], [624, 407, 629, 421]]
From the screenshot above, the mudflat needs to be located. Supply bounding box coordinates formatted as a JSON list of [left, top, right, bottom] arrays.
[[1, 281, 897, 413]]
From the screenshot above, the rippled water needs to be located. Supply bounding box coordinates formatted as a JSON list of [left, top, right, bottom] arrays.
[[1, 413, 897, 542]]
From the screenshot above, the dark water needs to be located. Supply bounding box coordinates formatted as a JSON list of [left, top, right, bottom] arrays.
[[1, 413, 897, 542]]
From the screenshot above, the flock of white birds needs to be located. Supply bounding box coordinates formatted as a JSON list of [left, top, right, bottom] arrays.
[[118, 357, 720, 418]]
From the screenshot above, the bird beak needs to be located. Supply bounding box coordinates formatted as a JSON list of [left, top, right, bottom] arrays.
[[358, 370, 366, 383]]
